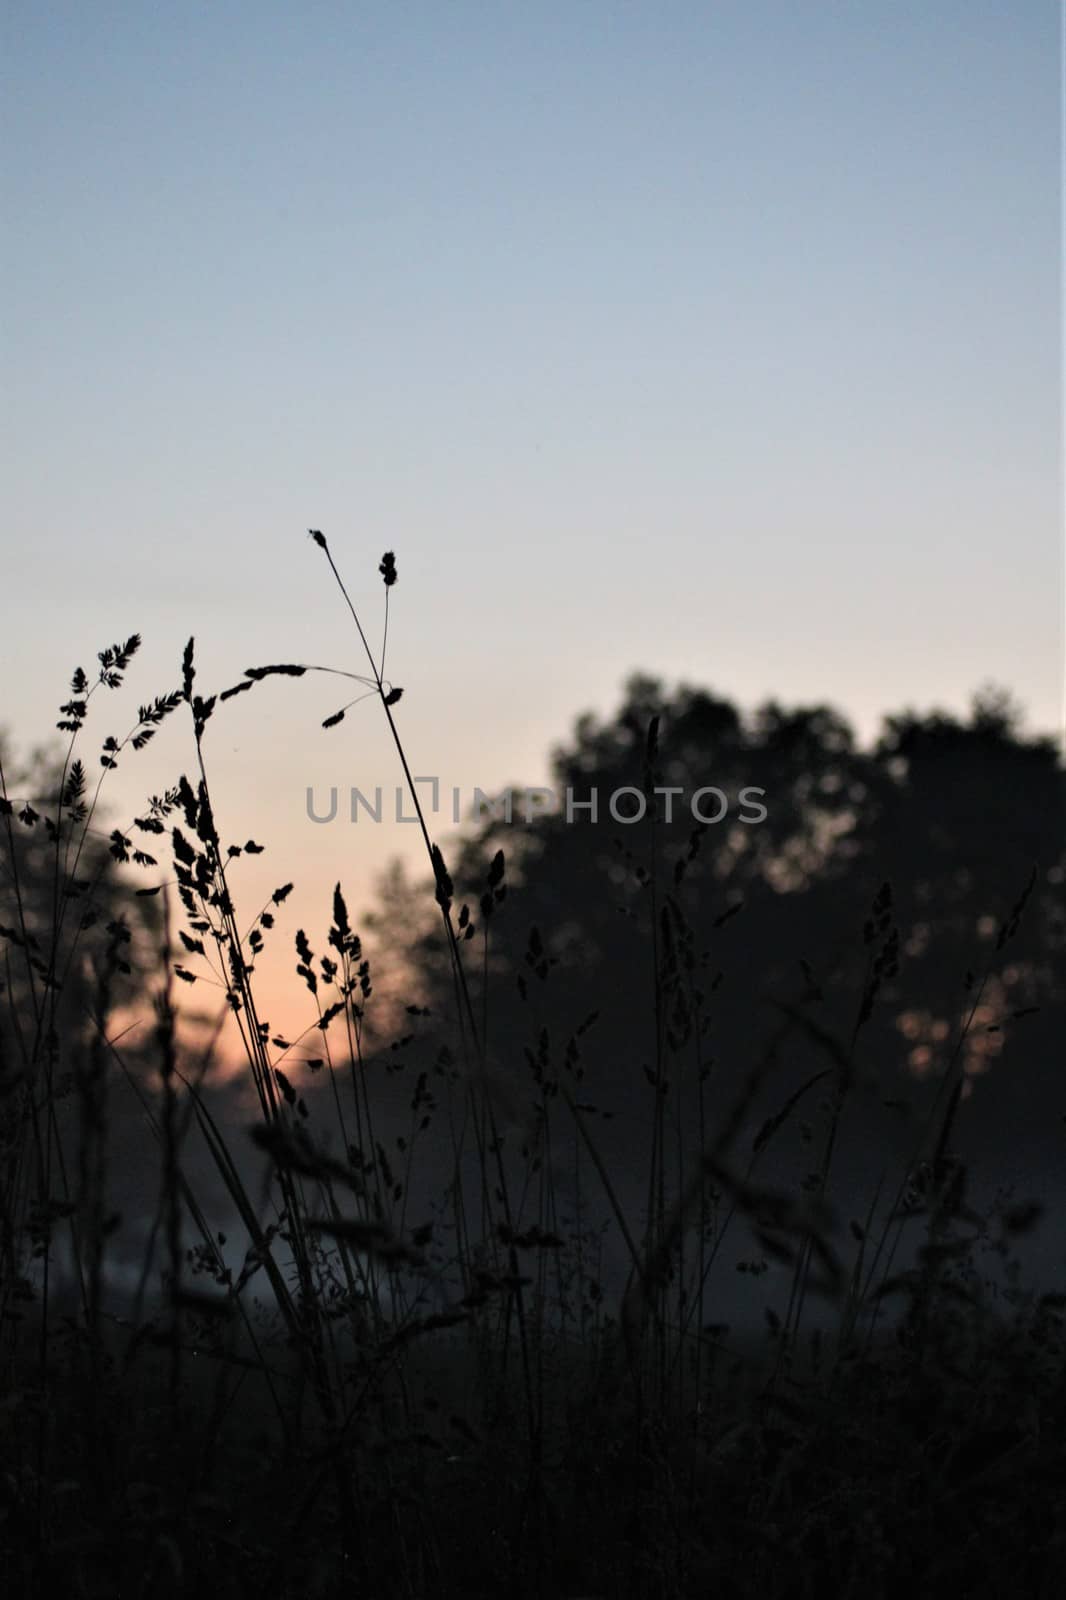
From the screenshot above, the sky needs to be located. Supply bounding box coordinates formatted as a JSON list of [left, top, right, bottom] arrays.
[[1, 1, 1062, 1038]]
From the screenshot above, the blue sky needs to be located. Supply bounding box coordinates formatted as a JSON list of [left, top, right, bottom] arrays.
[[1, 2, 1061, 954]]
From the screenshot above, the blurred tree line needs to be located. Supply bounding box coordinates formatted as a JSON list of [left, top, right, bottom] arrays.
[[365, 677, 1065, 1203]]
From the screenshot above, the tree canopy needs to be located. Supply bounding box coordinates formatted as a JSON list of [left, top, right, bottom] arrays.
[[366, 676, 1065, 1204]]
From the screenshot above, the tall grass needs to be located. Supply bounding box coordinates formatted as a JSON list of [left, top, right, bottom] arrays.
[[1, 540, 1062, 1599]]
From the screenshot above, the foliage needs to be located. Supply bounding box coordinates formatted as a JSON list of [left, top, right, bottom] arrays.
[[1, 545, 1063, 1599]]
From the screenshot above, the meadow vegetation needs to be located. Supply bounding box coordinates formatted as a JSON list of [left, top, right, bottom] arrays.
[[1, 536, 1063, 1598]]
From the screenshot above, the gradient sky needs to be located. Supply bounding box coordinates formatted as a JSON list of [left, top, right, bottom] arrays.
[[2, 2, 1062, 1033]]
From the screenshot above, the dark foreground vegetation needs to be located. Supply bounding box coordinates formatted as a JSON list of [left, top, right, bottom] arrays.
[[2, 536, 1064, 1597]]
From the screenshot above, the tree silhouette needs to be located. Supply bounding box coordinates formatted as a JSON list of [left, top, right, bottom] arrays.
[[366, 676, 1065, 1220]]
